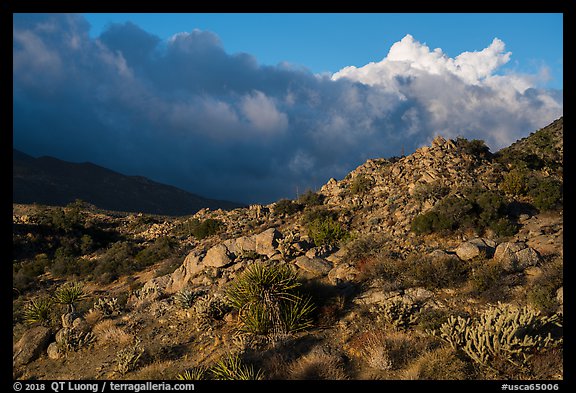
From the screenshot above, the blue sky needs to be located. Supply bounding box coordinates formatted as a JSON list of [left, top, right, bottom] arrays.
[[14, 13, 563, 204], [83, 13, 563, 89]]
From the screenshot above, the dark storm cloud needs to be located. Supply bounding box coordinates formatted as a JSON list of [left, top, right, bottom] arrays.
[[13, 14, 563, 204]]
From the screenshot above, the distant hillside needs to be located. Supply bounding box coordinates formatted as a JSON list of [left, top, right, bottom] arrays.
[[12, 150, 244, 216]]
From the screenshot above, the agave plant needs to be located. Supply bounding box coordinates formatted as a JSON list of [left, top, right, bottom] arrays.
[[23, 296, 53, 325], [176, 367, 207, 380], [54, 282, 86, 313], [210, 353, 264, 380], [225, 263, 315, 337]]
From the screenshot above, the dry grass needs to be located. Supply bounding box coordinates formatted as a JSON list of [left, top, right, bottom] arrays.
[[402, 346, 471, 380], [92, 319, 132, 345], [287, 351, 349, 380]]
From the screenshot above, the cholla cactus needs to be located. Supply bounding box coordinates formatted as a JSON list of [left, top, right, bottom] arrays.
[[193, 293, 231, 331], [93, 297, 121, 316], [435, 303, 562, 371], [116, 338, 144, 375], [377, 300, 420, 330], [277, 231, 298, 259], [56, 328, 96, 352]]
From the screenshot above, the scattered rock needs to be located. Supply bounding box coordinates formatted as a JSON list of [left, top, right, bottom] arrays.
[[294, 256, 333, 276], [255, 228, 281, 257], [494, 241, 541, 272], [13, 326, 51, 367], [455, 238, 494, 260], [203, 244, 234, 268], [47, 342, 61, 360]]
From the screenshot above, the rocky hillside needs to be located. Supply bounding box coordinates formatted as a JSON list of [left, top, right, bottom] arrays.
[[13, 149, 244, 216], [13, 118, 563, 382]]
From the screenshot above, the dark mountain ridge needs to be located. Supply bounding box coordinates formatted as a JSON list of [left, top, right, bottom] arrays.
[[12, 150, 244, 216]]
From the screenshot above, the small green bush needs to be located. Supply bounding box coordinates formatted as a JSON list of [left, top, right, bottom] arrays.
[[501, 168, 530, 196], [529, 178, 562, 211], [349, 174, 373, 194], [297, 189, 324, 207], [303, 208, 348, 247], [274, 199, 302, 216]]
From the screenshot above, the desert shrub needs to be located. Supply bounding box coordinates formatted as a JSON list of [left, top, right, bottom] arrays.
[[501, 168, 530, 196], [349, 174, 373, 194], [403, 347, 472, 380], [352, 330, 418, 371], [134, 237, 177, 269], [456, 137, 491, 158], [190, 218, 223, 239], [225, 263, 314, 337], [274, 199, 302, 216], [435, 304, 562, 377], [23, 296, 53, 325], [297, 189, 324, 207], [411, 181, 450, 204], [401, 254, 470, 290], [174, 289, 203, 310], [468, 260, 507, 300], [192, 293, 231, 331], [411, 186, 517, 237], [210, 353, 264, 380], [416, 308, 451, 333], [303, 208, 349, 247], [527, 259, 563, 314], [528, 177, 562, 211]]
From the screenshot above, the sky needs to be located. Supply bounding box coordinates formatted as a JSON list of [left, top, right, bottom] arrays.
[[13, 13, 564, 205]]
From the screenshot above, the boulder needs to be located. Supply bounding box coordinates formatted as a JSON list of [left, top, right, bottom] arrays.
[[203, 244, 233, 268], [455, 238, 494, 260], [255, 228, 281, 257], [294, 256, 333, 276], [235, 236, 256, 254], [167, 251, 204, 293], [494, 241, 540, 272], [13, 326, 51, 367]]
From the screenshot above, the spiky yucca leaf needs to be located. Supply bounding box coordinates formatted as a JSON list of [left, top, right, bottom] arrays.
[[176, 367, 206, 380], [54, 282, 86, 309], [23, 296, 53, 325], [210, 353, 264, 380]]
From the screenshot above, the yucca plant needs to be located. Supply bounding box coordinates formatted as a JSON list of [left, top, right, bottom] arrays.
[[176, 367, 207, 380], [175, 289, 200, 310], [210, 353, 264, 380], [23, 296, 53, 325], [54, 282, 86, 313], [225, 263, 315, 337]]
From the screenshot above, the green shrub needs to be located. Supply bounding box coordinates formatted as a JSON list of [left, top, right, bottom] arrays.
[[456, 137, 491, 158], [303, 208, 348, 247], [527, 259, 563, 314], [349, 174, 373, 194], [297, 189, 324, 207], [501, 168, 530, 196], [529, 178, 562, 211], [402, 254, 470, 290], [190, 218, 223, 239], [411, 181, 450, 204], [274, 199, 302, 216], [411, 186, 517, 237], [225, 263, 314, 337], [468, 260, 507, 300]]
